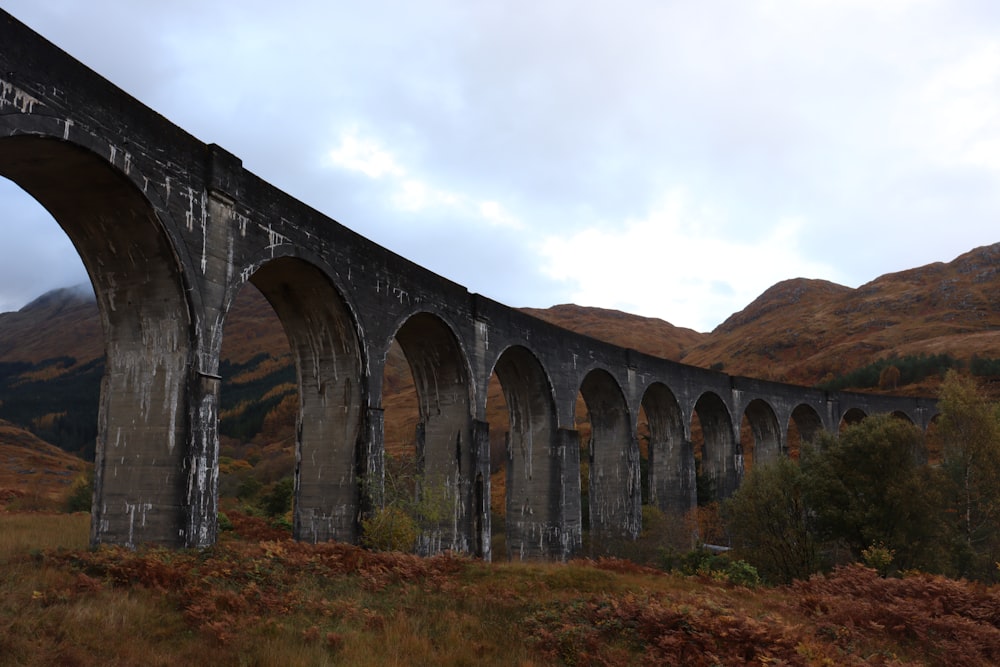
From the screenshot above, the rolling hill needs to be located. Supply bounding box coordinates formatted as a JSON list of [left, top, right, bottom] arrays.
[[0, 418, 88, 509], [683, 243, 1000, 394]]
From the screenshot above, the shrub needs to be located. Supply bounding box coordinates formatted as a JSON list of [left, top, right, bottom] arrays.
[[662, 547, 761, 588], [361, 506, 419, 553], [861, 542, 894, 576], [64, 471, 93, 513], [261, 477, 294, 518], [217, 512, 234, 532]]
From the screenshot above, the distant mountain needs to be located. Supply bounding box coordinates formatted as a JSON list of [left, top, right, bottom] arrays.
[[0, 284, 102, 365], [683, 243, 1000, 393]]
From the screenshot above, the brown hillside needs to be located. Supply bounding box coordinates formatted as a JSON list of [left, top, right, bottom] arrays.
[[684, 243, 1000, 392], [219, 285, 294, 366], [520, 303, 705, 361], [0, 286, 103, 367], [0, 419, 88, 508]]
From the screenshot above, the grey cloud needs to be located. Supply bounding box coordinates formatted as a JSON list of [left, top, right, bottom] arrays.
[[3, 1, 1000, 329]]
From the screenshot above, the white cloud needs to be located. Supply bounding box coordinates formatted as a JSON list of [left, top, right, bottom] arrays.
[[539, 190, 837, 332], [479, 201, 522, 230], [903, 42, 1000, 173], [326, 129, 404, 179], [325, 127, 524, 229]]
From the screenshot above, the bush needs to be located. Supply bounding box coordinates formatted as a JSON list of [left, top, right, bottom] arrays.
[[661, 547, 762, 588], [361, 506, 419, 553], [861, 542, 894, 576], [261, 477, 294, 518], [64, 471, 93, 513]]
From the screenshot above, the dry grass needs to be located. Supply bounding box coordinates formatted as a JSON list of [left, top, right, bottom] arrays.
[[3, 511, 1000, 665], [0, 511, 89, 558]]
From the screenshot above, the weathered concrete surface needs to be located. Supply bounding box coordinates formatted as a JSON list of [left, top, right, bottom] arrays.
[[1, 10, 940, 557]]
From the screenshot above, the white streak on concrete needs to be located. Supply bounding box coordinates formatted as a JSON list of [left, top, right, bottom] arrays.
[[0, 79, 40, 112]]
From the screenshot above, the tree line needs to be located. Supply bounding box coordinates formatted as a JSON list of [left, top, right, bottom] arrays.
[[818, 352, 1000, 392], [726, 371, 1000, 584]]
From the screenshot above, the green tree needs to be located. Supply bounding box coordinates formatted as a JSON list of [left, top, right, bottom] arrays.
[[803, 414, 951, 573], [723, 456, 818, 584], [64, 470, 93, 513], [936, 371, 1000, 579], [261, 477, 294, 518]]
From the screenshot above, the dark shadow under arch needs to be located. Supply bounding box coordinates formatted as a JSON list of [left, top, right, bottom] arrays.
[[743, 398, 782, 470], [393, 312, 474, 554], [788, 403, 824, 459], [891, 410, 914, 425], [248, 257, 365, 544], [491, 345, 560, 560], [640, 382, 693, 517], [840, 407, 867, 430], [579, 368, 640, 549], [693, 392, 737, 501]]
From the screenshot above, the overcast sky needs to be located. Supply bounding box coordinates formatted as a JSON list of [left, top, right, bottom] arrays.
[[2, 1, 1000, 332]]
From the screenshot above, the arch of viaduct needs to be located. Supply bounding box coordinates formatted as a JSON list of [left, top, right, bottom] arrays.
[[0, 12, 938, 560]]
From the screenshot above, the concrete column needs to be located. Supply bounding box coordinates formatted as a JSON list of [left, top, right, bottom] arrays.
[[556, 428, 583, 559], [359, 407, 385, 513], [473, 419, 491, 560], [181, 372, 222, 547], [90, 305, 195, 549], [626, 432, 643, 540]]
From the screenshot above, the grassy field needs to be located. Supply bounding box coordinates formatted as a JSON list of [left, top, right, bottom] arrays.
[[2, 511, 1000, 666]]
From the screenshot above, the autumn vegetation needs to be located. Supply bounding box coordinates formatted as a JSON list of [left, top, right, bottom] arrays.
[[7, 245, 1000, 662], [721, 372, 1000, 587], [2, 370, 1000, 664], [4, 508, 1000, 665]]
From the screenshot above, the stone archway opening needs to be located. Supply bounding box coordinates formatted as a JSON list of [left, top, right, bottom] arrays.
[[483, 365, 510, 557], [639, 382, 692, 549], [388, 313, 474, 555], [691, 393, 737, 502], [741, 399, 782, 474], [0, 135, 192, 547], [689, 392, 735, 546], [0, 176, 97, 513], [577, 369, 640, 554], [637, 404, 650, 505], [892, 410, 914, 425], [380, 336, 420, 526], [489, 346, 559, 560], [840, 407, 868, 431], [242, 258, 365, 544], [788, 404, 824, 460], [216, 283, 296, 534]]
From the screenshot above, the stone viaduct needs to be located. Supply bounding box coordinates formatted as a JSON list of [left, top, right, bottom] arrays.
[[0, 11, 938, 560]]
